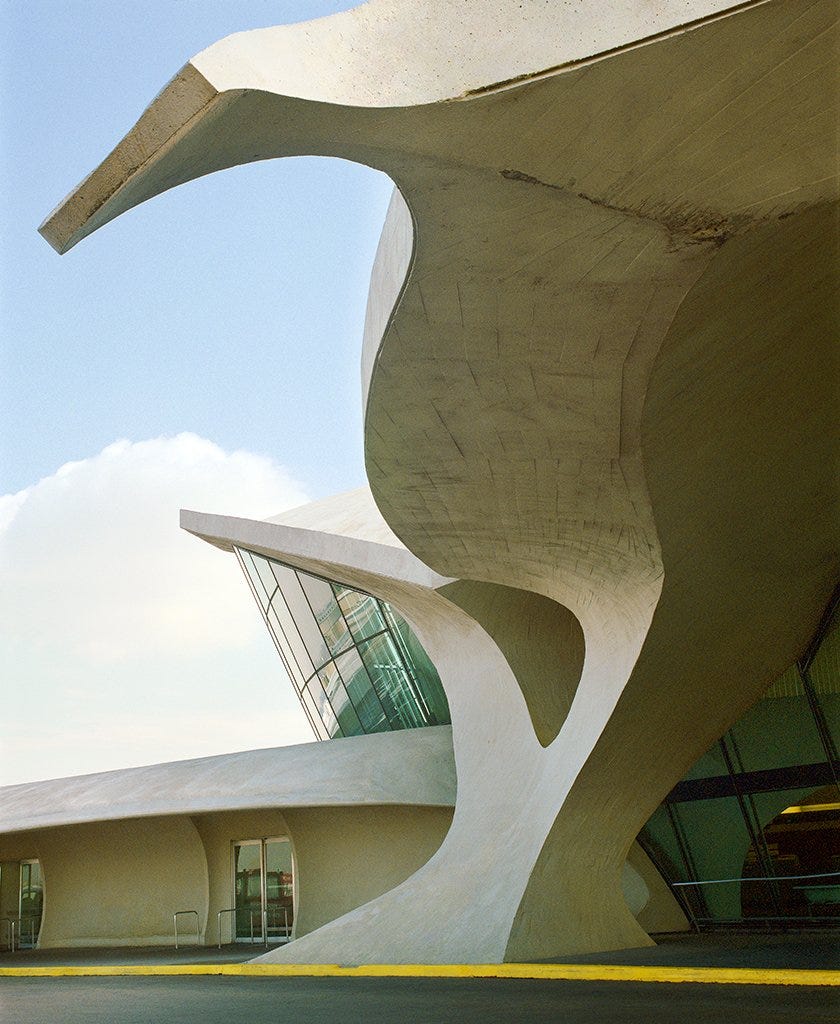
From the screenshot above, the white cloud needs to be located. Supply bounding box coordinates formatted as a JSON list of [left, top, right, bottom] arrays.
[[0, 435, 316, 785]]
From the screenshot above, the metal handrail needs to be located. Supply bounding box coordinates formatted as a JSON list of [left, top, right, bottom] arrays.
[[173, 909, 200, 949], [243, 906, 293, 947], [249, 908, 265, 947], [672, 870, 840, 887], [217, 907, 236, 949], [0, 918, 14, 952], [17, 915, 39, 948], [268, 905, 291, 943]]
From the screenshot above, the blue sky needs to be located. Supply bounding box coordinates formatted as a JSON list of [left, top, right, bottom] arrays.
[[2, 0, 392, 499], [0, 1, 396, 784]]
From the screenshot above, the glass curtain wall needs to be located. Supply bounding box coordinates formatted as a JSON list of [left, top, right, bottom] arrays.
[[236, 548, 450, 740], [638, 592, 840, 929]]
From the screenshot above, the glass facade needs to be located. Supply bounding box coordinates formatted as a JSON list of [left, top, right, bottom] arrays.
[[236, 548, 450, 740], [638, 592, 840, 929]]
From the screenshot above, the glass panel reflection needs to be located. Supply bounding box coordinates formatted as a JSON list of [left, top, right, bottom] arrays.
[[266, 601, 315, 680], [300, 686, 330, 741], [335, 586, 387, 642], [307, 676, 341, 737], [233, 838, 293, 944], [239, 550, 271, 611], [251, 554, 280, 607], [235, 547, 451, 742], [299, 574, 353, 656], [727, 691, 827, 771], [359, 632, 426, 729], [233, 842, 262, 941], [637, 595, 840, 932], [319, 662, 364, 736], [335, 647, 389, 733], [264, 839, 294, 941], [385, 606, 449, 726], [18, 861, 42, 949], [270, 563, 331, 669]]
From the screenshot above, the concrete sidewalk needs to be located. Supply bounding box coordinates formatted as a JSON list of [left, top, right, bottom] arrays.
[[0, 942, 257, 967], [1, 931, 837, 971], [551, 930, 840, 971]]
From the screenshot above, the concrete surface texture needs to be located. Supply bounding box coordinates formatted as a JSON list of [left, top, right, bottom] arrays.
[[0, 802, 455, 950], [0, 726, 456, 832], [185, 494, 686, 962], [0, 731, 455, 947], [39, 0, 838, 964]]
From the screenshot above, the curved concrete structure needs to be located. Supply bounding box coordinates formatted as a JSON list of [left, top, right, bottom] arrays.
[[0, 731, 456, 948], [184, 492, 686, 960], [39, 0, 837, 962], [0, 727, 456, 834]]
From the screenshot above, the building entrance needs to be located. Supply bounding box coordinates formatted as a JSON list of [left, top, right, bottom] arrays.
[[19, 860, 42, 947], [232, 838, 293, 944]]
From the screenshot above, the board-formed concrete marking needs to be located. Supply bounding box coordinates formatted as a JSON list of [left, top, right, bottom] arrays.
[[40, 0, 838, 964]]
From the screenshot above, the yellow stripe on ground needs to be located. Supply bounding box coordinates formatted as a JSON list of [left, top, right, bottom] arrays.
[[0, 963, 838, 985]]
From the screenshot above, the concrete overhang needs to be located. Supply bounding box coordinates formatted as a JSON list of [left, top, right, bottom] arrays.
[[180, 505, 455, 594], [38, 0, 751, 256], [0, 726, 455, 835]]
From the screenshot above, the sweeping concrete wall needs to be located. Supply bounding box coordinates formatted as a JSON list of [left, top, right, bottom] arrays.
[[33, 817, 207, 948], [0, 732, 458, 949], [284, 805, 453, 937], [39, 0, 837, 964]]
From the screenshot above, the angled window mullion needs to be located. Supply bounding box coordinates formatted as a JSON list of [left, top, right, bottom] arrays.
[[719, 734, 783, 918], [798, 664, 840, 784], [248, 550, 280, 607], [307, 674, 343, 738], [335, 648, 390, 732], [236, 548, 319, 739], [237, 549, 275, 609], [300, 684, 331, 740], [319, 662, 364, 737], [268, 574, 319, 679], [379, 602, 432, 719]]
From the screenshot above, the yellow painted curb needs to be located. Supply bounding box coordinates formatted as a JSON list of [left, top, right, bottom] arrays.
[[0, 963, 838, 985]]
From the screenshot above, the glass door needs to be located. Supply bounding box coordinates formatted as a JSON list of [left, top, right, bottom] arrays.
[[19, 860, 43, 949], [233, 838, 293, 944], [264, 839, 294, 943]]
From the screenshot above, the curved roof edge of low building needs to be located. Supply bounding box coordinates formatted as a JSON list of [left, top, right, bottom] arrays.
[[0, 725, 455, 835]]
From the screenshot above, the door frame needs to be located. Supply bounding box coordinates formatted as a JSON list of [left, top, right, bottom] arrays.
[[231, 837, 294, 945]]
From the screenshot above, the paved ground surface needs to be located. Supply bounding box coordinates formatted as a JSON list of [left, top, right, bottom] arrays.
[[2, 930, 836, 969], [555, 931, 840, 970], [1, 933, 836, 1023], [1, 975, 838, 1024], [0, 943, 256, 967]]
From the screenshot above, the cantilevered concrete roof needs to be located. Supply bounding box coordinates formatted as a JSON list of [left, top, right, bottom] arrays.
[[36, 0, 838, 962], [0, 726, 455, 834], [181, 486, 454, 594]]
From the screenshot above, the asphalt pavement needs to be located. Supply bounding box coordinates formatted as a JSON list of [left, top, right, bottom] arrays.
[[1, 932, 836, 1023], [1, 974, 837, 1024]]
